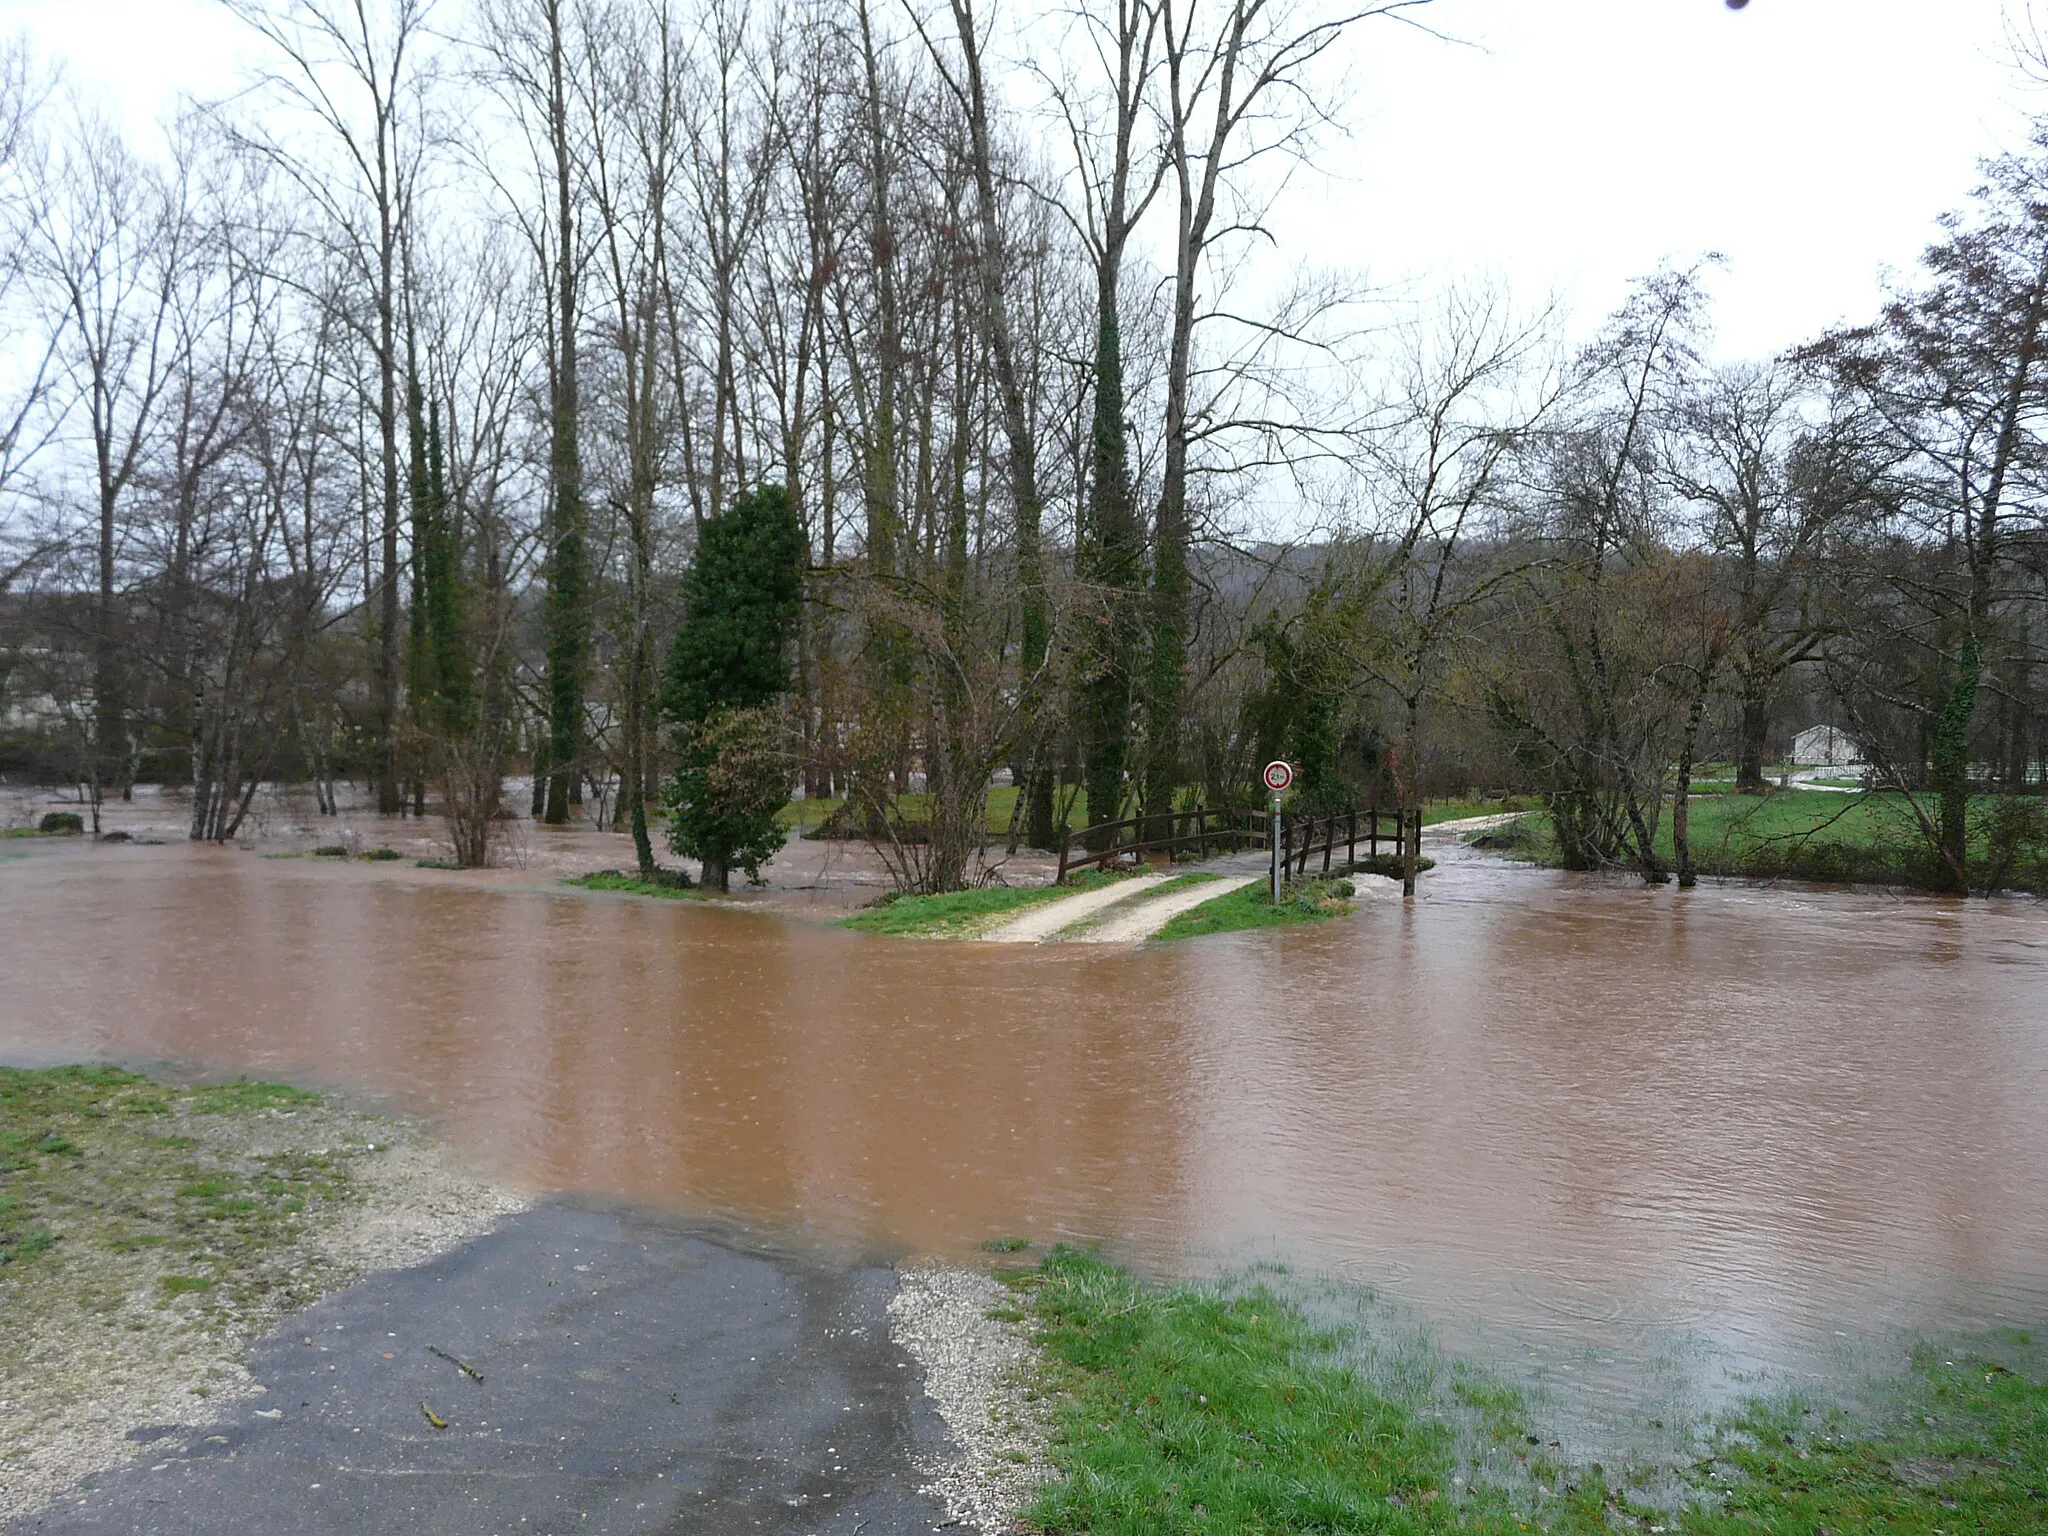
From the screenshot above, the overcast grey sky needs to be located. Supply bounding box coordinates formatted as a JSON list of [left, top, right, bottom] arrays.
[[2, 0, 2032, 361]]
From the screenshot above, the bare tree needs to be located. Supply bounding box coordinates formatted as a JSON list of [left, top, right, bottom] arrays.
[[32, 104, 195, 817], [219, 0, 438, 815]]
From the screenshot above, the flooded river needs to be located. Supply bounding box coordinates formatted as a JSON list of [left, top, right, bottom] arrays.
[[3, 836, 2045, 1436]]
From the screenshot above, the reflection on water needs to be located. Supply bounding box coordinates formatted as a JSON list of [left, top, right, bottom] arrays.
[[2, 840, 2044, 1432]]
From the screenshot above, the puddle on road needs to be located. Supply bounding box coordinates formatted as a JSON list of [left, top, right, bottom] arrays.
[[3, 837, 2044, 1450]]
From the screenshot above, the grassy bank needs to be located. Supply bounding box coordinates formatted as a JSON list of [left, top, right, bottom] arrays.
[[1683, 1342, 2048, 1534], [1, 1067, 349, 1301], [1013, 1249, 1613, 1534], [1154, 877, 1356, 942], [839, 869, 1127, 938], [1474, 790, 2048, 893], [565, 869, 706, 900], [1010, 1250, 2048, 1536]]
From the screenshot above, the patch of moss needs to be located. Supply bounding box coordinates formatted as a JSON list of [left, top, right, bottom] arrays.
[[0, 1067, 362, 1329], [188, 1079, 323, 1115]]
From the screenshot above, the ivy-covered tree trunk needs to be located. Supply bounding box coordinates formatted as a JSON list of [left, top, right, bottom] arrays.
[[1078, 277, 1142, 845], [541, 3, 585, 826], [1930, 634, 1980, 889]]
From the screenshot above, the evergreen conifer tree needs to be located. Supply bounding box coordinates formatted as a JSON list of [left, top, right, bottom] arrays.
[[662, 485, 806, 890]]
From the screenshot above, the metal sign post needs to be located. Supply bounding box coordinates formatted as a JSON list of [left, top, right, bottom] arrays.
[[1262, 761, 1293, 903]]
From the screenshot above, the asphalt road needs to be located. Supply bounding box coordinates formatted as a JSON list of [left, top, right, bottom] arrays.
[[11, 1203, 957, 1536]]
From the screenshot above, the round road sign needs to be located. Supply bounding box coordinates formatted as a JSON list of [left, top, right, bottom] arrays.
[[1263, 760, 1293, 793]]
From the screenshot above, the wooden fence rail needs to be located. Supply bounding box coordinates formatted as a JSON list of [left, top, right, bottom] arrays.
[[1055, 806, 1269, 883], [1055, 804, 1424, 884], [1281, 807, 1422, 879]]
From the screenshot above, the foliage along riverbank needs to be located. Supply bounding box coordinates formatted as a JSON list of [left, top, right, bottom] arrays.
[[1006, 1248, 2048, 1536], [0, 1065, 522, 1521], [1475, 790, 2048, 895]]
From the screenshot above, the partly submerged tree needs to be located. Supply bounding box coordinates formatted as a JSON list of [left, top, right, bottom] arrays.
[[662, 484, 806, 890]]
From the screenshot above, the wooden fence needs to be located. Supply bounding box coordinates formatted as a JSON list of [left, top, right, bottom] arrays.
[[1055, 804, 1423, 884]]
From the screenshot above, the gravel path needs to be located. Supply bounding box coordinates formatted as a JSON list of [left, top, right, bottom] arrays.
[[977, 873, 1172, 943], [1066, 875, 1261, 943], [888, 1268, 1052, 1533]]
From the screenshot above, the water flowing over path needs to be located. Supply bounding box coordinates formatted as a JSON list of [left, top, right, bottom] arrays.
[[3, 835, 2044, 1435]]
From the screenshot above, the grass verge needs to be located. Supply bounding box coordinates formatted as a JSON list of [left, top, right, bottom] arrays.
[[1423, 797, 1535, 827], [1470, 791, 2048, 893], [1153, 877, 1354, 943], [565, 869, 705, 900], [1013, 1249, 1614, 1534], [1680, 1342, 2048, 1534], [840, 870, 1127, 938], [1011, 1251, 2048, 1536], [0, 1066, 358, 1305]]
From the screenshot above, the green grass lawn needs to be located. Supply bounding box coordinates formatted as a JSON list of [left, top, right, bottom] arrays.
[[1010, 1249, 2048, 1536], [1477, 790, 2048, 893], [564, 870, 706, 901], [1153, 878, 1355, 942], [780, 785, 1048, 838], [1015, 1249, 1614, 1535], [1679, 1344, 2048, 1535], [1422, 796, 1535, 826], [0, 1066, 360, 1310]]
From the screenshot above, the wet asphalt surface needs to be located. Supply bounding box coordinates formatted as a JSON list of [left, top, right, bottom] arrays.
[[11, 1203, 957, 1536]]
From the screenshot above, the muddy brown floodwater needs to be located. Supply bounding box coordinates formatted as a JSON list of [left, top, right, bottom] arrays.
[[3, 834, 2046, 1442]]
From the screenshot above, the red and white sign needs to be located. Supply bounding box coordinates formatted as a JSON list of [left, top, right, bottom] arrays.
[[1262, 760, 1294, 793]]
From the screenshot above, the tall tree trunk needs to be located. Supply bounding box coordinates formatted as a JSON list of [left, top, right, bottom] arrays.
[[856, 0, 907, 780], [1735, 661, 1771, 793], [374, 148, 403, 815], [944, 0, 1052, 850], [93, 475, 124, 802], [542, 0, 586, 826], [1080, 265, 1140, 842], [1674, 675, 1713, 889]]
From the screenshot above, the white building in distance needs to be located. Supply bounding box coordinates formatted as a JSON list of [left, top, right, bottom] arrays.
[[1792, 724, 1862, 767]]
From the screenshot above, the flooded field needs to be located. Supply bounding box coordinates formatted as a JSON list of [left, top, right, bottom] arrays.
[[2, 828, 2044, 1440]]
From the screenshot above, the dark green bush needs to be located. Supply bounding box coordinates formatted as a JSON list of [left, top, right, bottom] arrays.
[[38, 812, 84, 835]]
